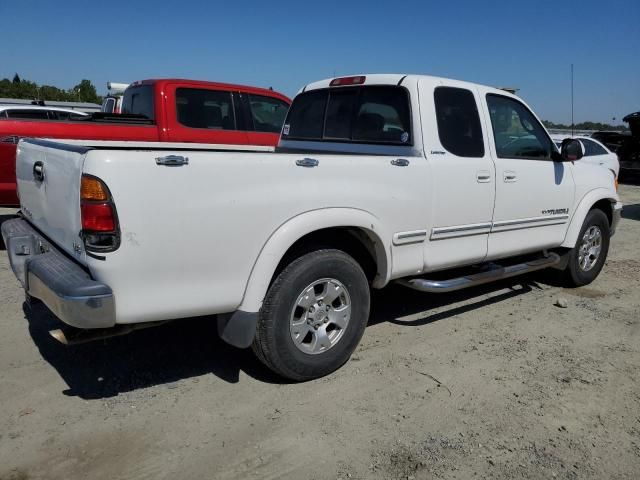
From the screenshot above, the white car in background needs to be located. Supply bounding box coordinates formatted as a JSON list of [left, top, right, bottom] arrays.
[[0, 105, 88, 121], [550, 134, 619, 177]]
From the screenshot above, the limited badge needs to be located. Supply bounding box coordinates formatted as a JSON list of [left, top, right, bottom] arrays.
[[283, 124, 290, 135], [400, 131, 409, 143]]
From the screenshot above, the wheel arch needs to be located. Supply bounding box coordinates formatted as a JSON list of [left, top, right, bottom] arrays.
[[237, 208, 391, 314], [561, 188, 617, 248]]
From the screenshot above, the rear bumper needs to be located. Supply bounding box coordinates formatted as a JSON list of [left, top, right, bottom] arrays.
[[1, 218, 115, 329]]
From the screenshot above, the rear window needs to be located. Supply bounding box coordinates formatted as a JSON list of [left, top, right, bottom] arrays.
[[283, 86, 411, 145], [176, 88, 235, 130], [102, 97, 116, 113], [121, 85, 155, 120], [581, 138, 608, 156]]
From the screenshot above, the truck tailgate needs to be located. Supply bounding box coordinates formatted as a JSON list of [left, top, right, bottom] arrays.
[[16, 139, 87, 264]]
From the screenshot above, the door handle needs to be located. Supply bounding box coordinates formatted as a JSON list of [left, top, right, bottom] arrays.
[[503, 171, 517, 182], [33, 161, 45, 182], [476, 171, 491, 183], [295, 157, 319, 167], [391, 158, 410, 167], [156, 155, 189, 166]]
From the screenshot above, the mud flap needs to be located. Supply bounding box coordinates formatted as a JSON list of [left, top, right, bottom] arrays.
[[217, 310, 258, 349]]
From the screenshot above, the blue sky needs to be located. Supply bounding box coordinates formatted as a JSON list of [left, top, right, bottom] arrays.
[[1, 0, 638, 123]]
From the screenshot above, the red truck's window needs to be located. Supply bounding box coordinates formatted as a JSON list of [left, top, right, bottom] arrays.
[[176, 88, 235, 130], [248, 95, 289, 133], [283, 86, 411, 145], [121, 85, 155, 121]]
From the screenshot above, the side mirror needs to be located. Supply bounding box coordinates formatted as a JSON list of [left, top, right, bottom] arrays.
[[560, 138, 584, 162]]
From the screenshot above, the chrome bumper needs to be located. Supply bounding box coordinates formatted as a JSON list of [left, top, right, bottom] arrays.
[[611, 201, 622, 236], [1, 218, 115, 329]]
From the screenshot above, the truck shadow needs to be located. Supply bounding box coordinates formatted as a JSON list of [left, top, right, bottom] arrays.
[[23, 303, 283, 399], [24, 275, 541, 399], [369, 278, 536, 327], [621, 203, 640, 221]]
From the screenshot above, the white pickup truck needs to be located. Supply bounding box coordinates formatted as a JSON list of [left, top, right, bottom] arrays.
[[2, 74, 622, 381]]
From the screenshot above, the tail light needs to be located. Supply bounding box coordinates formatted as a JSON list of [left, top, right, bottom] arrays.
[[80, 175, 120, 252], [330, 76, 366, 87]]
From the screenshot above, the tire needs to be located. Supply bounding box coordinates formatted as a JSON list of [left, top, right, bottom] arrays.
[[252, 249, 370, 381], [562, 209, 610, 287]]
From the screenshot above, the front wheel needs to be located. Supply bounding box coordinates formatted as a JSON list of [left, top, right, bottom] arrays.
[[252, 249, 370, 381], [562, 209, 610, 287]]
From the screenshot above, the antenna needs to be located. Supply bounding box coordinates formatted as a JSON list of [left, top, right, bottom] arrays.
[[571, 64, 574, 137]]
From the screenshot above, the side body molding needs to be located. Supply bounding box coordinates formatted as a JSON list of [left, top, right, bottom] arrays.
[[561, 188, 617, 248], [237, 208, 391, 314]]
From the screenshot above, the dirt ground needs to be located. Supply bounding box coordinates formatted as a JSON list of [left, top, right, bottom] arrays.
[[0, 184, 639, 480]]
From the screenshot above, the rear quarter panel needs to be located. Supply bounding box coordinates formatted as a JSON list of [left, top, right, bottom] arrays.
[[82, 149, 430, 324]]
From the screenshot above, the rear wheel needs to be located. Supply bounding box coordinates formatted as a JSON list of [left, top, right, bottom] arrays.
[[562, 209, 610, 287], [252, 249, 370, 381]]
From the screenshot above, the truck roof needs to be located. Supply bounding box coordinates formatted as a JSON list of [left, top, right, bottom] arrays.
[[128, 78, 291, 103], [301, 74, 518, 100]]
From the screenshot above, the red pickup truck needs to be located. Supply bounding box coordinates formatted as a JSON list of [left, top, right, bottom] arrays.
[[0, 79, 290, 205]]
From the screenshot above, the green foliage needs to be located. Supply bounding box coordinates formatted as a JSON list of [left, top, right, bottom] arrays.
[[542, 119, 627, 132], [0, 74, 102, 103]]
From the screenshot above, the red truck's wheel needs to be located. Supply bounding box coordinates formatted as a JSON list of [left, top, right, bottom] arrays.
[[252, 249, 370, 381]]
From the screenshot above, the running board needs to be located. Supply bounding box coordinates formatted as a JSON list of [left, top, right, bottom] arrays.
[[396, 253, 561, 293]]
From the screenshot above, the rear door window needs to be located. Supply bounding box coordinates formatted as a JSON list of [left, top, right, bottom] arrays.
[[283, 86, 411, 145], [434, 87, 485, 157], [248, 95, 289, 133], [176, 88, 235, 130]]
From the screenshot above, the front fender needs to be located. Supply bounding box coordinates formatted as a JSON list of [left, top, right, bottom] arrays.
[[237, 208, 391, 313], [561, 188, 618, 248]]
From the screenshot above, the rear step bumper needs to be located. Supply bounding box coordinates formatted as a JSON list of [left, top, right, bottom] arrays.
[[1, 218, 115, 329], [396, 253, 561, 293]]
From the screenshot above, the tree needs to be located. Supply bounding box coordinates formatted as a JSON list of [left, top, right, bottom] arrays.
[[12, 73, 20, 84], [71, 79, 100, 103]]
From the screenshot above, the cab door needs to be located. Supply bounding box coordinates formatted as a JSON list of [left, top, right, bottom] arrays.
[[419, 79, 496, 270], [481, 93, 575, 259]]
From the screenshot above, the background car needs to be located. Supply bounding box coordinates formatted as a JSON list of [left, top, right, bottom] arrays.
[[591, 131, 629, 152], [0, 105, 88, 121], [550, 134, 619, 177]]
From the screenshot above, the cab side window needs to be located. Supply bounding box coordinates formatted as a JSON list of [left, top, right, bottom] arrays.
[[176, 88, 235, 130], [434, 87, 485, 157], [248, 95, 289, 133], [486, 94, 553, 159]]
